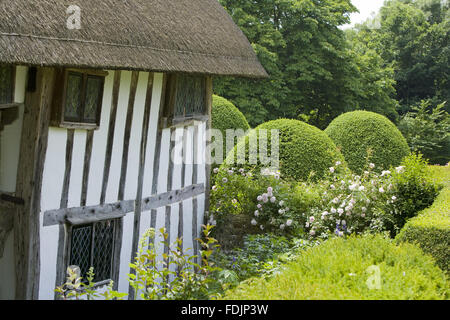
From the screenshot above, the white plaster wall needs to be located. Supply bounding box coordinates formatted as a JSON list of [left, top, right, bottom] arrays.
[[36, 70, 208, 300], [39, 128, 67, 300]]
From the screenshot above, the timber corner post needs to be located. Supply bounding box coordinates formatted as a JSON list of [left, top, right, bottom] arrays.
[[14, 67, 55, 300]]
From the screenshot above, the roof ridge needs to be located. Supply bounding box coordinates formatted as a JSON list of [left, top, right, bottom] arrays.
[[0, 32, 260, 63]]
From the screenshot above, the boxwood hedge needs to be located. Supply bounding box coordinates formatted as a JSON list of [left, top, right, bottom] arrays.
[[223, 119, 344, 181], [396, 166, 450, 273], [325, 111, 410, 173], [222, 234, 449, 300]]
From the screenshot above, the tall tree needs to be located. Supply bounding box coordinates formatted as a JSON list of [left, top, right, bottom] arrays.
[[215, 0, 400, 128]]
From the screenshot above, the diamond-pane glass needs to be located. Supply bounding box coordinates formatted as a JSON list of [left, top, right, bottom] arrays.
[[0, 65, 13, 104], [175, 75, 206, 117], [84, 76, 102, 123], [64, 72, 83, 122], [92, 220, 115, 282], [69, 225, 93, 282]]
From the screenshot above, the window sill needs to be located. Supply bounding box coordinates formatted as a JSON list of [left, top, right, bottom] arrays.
[[163, 115, 209, 128], [50, 121, 100, 131]]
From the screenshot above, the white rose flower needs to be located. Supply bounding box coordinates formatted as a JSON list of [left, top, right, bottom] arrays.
[[280, 224, 285, 230], [336, 161, 342, 166], [251, 219, 257, 226], [213, 168, 219, 174], [270, 196, 277, 203], [369, 163, 375, 169], [286, 219, 293, 227], [279, 200, 285, 206], [392, 196, 397, 201], [331, 207, 337, 214], [379, 187, 385, 193], [330, 167, 335, 173], [338, 208, 344, 215], [254, 211, 259, 217], [358, 186, 365, 191]]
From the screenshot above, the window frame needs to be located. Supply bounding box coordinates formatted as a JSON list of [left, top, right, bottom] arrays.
[[51, 68, 107, 130], [64, 218, 122, 287], [0, 64, 16, 107], [162, 74, 209, 128]]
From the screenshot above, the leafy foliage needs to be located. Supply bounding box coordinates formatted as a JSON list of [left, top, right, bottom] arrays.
[[325, 111, 410, 173], [56, 225, 220, 300], [223, 234, 449, 300], [211, 234, 317, 284], [215, 0, 399, 129], [398, 100, 450, 165], [355, 0, 450, 112]]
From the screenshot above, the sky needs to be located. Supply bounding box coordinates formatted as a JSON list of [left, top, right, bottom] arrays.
[[342, 0, 385, 29]]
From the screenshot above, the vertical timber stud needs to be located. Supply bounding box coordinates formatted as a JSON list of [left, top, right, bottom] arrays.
[[54, 129, 75, 298], [128, 73, 154, 299], [204, 76, 213, 227], [14, 67, 55, 300]]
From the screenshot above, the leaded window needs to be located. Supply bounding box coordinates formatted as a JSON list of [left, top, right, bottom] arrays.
[[174, 75, 206, 118], [63, 72, 104, 124], [0, 65, 14, 104], [52, 69, 106, 130], [69, 219, 117, 283]]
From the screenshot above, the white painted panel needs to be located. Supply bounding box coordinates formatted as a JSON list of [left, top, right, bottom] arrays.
[[142, 73, 164, 198], [67, 130, 87, 208], [0, 231, 15, 299], [182, 126, 194, 255], [39, 128, 67, 300], [118, 211, 135, 294], [0, 66, 27, 192], [85, 71, 115, 206], [105, 71, 131, 203], [154, 128, 171, 254], [123, 72, 148, 201]]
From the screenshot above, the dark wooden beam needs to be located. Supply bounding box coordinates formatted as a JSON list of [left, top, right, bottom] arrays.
[[14, 67, 55, 300]]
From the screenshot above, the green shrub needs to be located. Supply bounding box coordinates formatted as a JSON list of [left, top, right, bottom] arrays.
[[325, 111, 410, 173], [212, 95, 250, 157], [383, 154, 441, 236], [222, 234, 449, 300], [223, 119, 344, 181], [396, 166, 450, 273]]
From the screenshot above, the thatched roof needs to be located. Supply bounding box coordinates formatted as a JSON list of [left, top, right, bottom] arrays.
[[0, 0, 267, 78]]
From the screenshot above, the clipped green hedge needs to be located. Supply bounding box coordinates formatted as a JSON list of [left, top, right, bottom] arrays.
[[212, 95, 250, 155], [223, 234, 449, 300], [223, 119, 344, 181], [325, 111, 410, 173], [396, 166, 450, 273]]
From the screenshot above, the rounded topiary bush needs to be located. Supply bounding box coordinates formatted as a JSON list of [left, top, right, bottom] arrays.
[[325, 111, 410, 173], [212, 95, 250, 155], [222, 119, 344, 181], [223, 234, 449, 300]]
